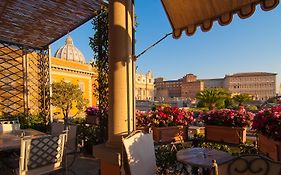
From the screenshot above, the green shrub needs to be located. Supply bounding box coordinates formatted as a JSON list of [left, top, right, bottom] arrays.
[[71, 117, 103, 154], [17, 113, 47, 132]]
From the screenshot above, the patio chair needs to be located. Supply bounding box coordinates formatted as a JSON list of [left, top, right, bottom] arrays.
[[211, 154, 281, 175], [3, 131, 67, 175], [0, 117, 20, 132], [122, 130, 157, 175], [51, 122, 78, 167]]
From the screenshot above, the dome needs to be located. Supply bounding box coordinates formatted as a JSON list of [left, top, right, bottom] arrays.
[[55, 34, 86, 63]]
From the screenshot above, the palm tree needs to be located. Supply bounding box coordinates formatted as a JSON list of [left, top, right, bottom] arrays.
[[232, 94, 253, 106], [196, 88, 230, 110]]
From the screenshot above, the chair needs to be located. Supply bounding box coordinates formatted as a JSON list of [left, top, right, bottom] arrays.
[[51, 122, 78, 167], [0, 117, 20, 132], [19, 131, 67, 175], [211, 154, 281, 175], [122, 130, 157, 175]]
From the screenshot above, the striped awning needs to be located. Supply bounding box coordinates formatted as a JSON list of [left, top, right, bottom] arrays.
[[161, 0, 279, 38]]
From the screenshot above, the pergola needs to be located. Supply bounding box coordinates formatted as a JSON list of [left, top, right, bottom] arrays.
[[0, 0, 279, 174], [0, 0, 104, 116]]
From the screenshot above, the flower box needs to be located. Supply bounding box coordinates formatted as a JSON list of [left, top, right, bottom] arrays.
[[136, 126, 150, 133], [85, 115, 99, 124], [258, 133, 281, 161], [152, 126, 187, 143], [205, 125, 246, 144]]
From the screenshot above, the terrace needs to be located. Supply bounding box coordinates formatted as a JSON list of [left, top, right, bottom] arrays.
[[0, 0, 280, 175]]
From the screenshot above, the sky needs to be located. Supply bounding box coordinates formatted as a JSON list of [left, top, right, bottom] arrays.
[[51, 0, 281, 91]]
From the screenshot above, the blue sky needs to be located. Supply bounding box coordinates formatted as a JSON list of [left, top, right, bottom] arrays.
[[51, 0, 281, 90]]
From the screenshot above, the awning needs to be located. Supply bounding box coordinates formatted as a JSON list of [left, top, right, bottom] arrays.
[[161, 0, 279, 38], [0, 0, 105, 49]]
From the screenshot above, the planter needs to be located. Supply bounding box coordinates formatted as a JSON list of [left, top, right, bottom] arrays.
[[136, 126, 150, 133], [85, 115, 99, 125], [205, 125, 246, 144], [258, 133, 281, 161], [152, 126, 187, 143]]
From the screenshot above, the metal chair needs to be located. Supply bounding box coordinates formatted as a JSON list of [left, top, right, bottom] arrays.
[[17, 131, 67, 175], [51, 122, 78, 167], [211, 154, 281, 175], [122, 130, 157, 175]]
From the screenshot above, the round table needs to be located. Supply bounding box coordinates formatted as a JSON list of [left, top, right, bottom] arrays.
[[177, 147, 233, 174]]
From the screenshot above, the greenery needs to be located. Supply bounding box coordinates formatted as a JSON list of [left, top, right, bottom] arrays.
[[233, 94, 253, 106], [0, 113, 47, 132], [89, 7, 109, 142], [196, 88, 230, 110], [71, 117, 103, 154], [155, 143, 185, 175], [51, 81, 87, 124]]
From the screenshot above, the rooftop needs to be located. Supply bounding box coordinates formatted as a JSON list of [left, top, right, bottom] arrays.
[[226, 72, 277, 77]]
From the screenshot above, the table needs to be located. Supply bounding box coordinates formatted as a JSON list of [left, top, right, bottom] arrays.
[[0, 129, 46, 151], [177, 147, 233, 174]]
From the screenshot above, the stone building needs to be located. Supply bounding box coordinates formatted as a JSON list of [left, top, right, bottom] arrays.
[[135, 71, 154, 100], [181, 74, 204, 99], [154, 77, 182, 101], [51, 34, 97, 118], [224, 72, 276, 100], [155, 72, 277, 101]]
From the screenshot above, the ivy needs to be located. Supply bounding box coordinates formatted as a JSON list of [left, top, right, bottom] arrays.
[[89, 7, 109, 142]]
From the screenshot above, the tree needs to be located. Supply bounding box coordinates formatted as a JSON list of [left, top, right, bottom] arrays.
[[89, 7, 109, 142], [51, 81, 87, 125], [196, 88, 230, 110], [233, 94, 253, 106]]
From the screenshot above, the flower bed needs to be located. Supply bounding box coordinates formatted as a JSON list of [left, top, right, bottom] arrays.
[[252, 106, 281, 160]]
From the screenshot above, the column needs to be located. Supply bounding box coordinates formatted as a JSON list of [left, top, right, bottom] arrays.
[[107, 0, 134, 148], [93, 0, 134, 174]]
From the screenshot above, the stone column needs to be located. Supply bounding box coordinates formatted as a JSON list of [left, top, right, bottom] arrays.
[[107, 0, 134, 148], [93, 0, 134, 174]]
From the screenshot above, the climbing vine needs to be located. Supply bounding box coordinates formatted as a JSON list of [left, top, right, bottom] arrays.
[[89, 7, 109, 142]]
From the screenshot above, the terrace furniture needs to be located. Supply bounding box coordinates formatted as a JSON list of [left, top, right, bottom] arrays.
[[122, 130, 157, 175], [211, 154, 281, 175], [2, 131, 67, 175], [0, 129, 46, 151], [0, 118, 20, 132], [51, 122, 78, 167], [177, 147, 233, 174]]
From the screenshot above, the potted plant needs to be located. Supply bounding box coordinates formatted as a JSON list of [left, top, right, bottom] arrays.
[[201, 106, 253, 144], [136, 110, 151, 133], [149, 105, 194, 143], [85, 106, 100, 125], [252, 106, 281, 161]]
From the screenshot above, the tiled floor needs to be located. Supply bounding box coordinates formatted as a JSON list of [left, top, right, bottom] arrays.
[[0, 155, 100, 175], [62, 155, 100, 175]]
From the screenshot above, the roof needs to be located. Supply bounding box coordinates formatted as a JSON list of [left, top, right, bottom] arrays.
[[226, 72, 277, 77], [161, 0, 279, 38], [0, 0, 105, 49]]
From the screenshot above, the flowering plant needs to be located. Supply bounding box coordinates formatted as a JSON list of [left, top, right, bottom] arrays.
[[136, 110, 151, 127], [85, 106, 100, 124], [252, 107, 281, 141], [85, 106, 99, 116], [201, 106, 254, 127], [149, 106, 194, 127]]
